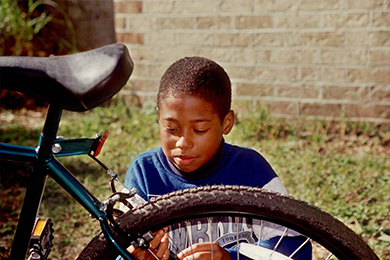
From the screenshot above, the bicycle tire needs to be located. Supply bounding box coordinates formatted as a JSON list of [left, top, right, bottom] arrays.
[[77, 185, 378, 260]]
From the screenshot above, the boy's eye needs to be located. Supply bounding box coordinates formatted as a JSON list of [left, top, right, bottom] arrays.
[[194, 129, 208, 134], [164, 127, 178, 133]]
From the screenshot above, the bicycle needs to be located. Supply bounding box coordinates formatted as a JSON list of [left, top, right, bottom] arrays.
[[0, 43, 379, 260]]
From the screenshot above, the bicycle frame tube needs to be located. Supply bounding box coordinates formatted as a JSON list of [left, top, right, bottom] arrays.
[[0, 143, 37, 162], [100, 217, 137, 260], [9, 163, 47, 260], [46, 157, 103, 216]]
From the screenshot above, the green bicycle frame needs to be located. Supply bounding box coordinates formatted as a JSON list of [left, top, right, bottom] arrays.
[[0, 105, 135, 260]]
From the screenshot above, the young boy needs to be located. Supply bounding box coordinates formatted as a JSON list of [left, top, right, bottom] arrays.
[[123, 57, 311, 260]]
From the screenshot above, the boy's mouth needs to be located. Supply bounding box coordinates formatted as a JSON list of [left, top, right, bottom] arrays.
[[174, 156, 196, 166]]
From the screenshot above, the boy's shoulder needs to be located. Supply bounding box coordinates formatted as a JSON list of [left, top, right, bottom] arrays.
[[224, 142, 261, 157], [224, 142, 271, 167], [131, 147, 162, 164]]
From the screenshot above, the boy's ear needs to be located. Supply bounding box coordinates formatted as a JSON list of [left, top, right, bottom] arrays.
[[222, 110, 235, 135], [156, 107, 160, 122]]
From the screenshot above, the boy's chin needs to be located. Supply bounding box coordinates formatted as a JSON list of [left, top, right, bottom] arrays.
[[176, 165, 198, 173], [175, 163, 204, 173]]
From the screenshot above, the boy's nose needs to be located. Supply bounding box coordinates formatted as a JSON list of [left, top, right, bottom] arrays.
[[176, 135, 193, 150]]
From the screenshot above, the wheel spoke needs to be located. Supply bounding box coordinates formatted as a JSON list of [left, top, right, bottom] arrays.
[[235, 216, 240, 260], [208, 217, 214, 260], [147, 248, 160, 260], [185, 220, 194, 258], [271, 228, 289, 254], [257, 220, 264, 246], [289, 237, 311, 258]]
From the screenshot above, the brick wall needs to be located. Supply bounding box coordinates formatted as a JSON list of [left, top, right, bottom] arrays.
[[113, 0, 390, 124]]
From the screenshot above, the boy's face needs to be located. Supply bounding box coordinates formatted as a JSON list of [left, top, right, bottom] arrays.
[[158, 95, 234, 173]]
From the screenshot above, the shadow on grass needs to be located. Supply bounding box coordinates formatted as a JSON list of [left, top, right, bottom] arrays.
[[0, 128, 41, 146]]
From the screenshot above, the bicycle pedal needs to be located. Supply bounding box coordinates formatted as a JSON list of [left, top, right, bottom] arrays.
[[28, 218, 54, 260]]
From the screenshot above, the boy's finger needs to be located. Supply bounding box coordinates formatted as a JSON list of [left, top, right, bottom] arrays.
[[177, 251, 209, 260], [149, 229, 166, 249], [156, 234, 169, 259], [127, 244, 144, 254], [177, 242, 221, 259], [161, 249, 170, 260]]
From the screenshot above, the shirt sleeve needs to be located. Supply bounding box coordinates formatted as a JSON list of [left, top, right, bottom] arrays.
[[262, 176, 289, 195]]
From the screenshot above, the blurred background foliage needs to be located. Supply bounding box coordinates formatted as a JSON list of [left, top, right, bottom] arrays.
[[0, 0, 77, 57], [0, 0, 78, 110]]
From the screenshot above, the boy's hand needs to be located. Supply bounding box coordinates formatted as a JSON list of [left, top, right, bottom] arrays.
[[177, 242, 231, 260], [127, 228, 170, 260]]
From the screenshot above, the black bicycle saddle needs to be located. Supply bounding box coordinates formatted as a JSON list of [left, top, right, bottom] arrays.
[[0, 43, 133, 111]]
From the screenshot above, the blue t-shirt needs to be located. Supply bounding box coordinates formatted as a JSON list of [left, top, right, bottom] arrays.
[[124, 142, 288, 200], [123, 142, 311, 260]]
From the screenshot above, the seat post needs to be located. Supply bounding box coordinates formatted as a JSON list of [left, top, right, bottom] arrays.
[[43, 104, 62, 138], [38, 104, 63, 161]]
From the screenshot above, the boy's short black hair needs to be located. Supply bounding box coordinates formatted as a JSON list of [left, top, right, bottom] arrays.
[[157, 56, 231, 121]]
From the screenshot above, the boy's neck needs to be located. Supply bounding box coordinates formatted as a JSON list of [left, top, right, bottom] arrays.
[[166, 139, 225, 181]]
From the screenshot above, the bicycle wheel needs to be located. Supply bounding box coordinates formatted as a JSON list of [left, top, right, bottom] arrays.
[[77, 185, 379, 260]]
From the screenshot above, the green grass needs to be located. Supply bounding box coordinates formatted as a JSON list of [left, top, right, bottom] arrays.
[[1, 99, 389, 259]]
